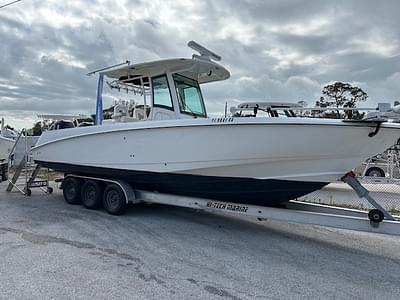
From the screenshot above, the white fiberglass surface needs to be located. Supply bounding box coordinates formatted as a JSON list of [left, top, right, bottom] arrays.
[[0, 136, 15, 159], [31, 118, 400, 183], [34, 117, 400, 148], [102, 58, 230, 84]]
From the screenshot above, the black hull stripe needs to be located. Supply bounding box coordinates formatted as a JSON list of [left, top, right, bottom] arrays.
[[37, 161, 328, 206]]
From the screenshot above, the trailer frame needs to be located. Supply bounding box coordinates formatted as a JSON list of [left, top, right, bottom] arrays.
[[61, 173, 400, 236]]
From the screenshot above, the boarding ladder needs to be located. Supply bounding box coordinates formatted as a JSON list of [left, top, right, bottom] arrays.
[[5, 130, 53, 195]]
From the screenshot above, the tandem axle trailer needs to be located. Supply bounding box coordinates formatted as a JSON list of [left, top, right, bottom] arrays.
[[57, 172, 400, 237]]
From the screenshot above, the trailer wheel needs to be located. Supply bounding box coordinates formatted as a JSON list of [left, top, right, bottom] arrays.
[[103, 184, 127, 215], [81, 180, 103, 209], [62, 177, 82, 204], [368, 209, 384, 223], [365, 167, 385, 177]]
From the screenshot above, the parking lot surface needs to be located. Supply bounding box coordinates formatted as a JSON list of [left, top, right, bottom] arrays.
[[1, 182, 400, 299]]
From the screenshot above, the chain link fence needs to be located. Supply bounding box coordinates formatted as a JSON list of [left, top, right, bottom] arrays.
[[298, 142, 400, 214], [298, 177, 400, 214]]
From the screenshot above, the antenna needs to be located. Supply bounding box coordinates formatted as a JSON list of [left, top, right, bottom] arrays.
[[86, 60, 131, 76], [224, 101, 228, 117], [0, 0, 22, 9], [187, 41, 221, 62]]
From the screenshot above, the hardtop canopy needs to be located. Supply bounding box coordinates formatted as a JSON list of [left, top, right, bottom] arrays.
[[101, 57, 230, 84]]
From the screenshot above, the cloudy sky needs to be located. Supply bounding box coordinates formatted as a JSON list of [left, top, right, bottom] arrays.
[[0, 0, 399, 128]]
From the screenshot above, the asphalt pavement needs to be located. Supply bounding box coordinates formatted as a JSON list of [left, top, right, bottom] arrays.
[[0, 181, 399, 299]]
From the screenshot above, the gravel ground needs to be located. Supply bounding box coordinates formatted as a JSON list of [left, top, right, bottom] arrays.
[[0, 181, 400, 300]]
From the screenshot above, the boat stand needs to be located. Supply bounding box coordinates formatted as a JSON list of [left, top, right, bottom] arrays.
[[6, 158, 53, 196], [5, 130, 53, 196]]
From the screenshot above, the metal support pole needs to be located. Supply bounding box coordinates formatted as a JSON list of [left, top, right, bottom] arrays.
[[140, 77, 147, 120], [95, 74, 104, 125], [342, 172, 395, 221]]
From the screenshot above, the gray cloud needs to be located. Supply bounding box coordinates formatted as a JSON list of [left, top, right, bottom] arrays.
[[0, 0, 399, 128]]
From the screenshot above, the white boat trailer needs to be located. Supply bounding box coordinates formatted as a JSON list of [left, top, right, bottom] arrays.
[[134, 190, 400, 236], [60, 172, 400, 236]]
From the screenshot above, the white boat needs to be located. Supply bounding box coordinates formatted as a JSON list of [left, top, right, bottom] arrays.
[[0, 118, 17, 162], [31, 41, 400, 206]]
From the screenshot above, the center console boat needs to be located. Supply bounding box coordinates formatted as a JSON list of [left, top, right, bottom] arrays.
[[31, 41, 400, 206]]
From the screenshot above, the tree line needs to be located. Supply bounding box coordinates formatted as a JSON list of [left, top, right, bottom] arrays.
[[314, 81, 368, 119]]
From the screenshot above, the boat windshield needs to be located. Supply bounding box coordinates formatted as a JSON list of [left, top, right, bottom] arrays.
[[173, 74, 206, 118]]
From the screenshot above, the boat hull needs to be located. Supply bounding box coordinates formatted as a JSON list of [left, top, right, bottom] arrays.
[[0, 136, 15, 161], [36, 161, 327, 205], [32, 118, 400, 205]]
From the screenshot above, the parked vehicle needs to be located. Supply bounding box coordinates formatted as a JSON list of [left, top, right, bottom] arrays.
[[355, 140, 400, 178]]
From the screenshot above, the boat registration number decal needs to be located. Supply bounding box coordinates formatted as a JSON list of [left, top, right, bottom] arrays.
[[206, 201, 248, 213], [211, 117, 234, 123]]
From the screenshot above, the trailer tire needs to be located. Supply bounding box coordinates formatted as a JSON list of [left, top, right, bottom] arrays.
[[365, 167, 385, 177], [62, 177, 82, 204], [103, 184, 127, 215], [81, 180, 103, 209]]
